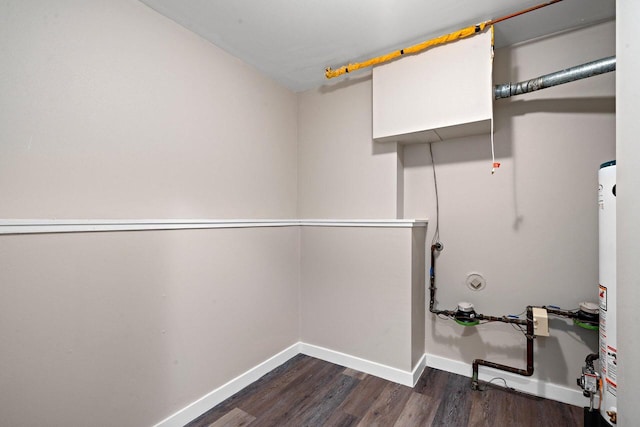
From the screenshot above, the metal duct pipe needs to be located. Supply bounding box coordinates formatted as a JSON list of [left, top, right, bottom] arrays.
[[494, 56, 616, 99]]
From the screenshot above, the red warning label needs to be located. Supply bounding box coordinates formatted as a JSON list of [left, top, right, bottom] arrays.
[[599, 284, 607, 311]]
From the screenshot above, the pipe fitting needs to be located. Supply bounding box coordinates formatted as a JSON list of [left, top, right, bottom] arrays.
[[494, 56, 616, 99]]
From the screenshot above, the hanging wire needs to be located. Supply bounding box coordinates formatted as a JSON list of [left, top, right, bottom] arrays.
[[479, 377, 517, 392], [437, 313, 452, 321], [490, 25, 500, 175], [429, 143, 440, 245], [547, 305, 579, 312], [491, 114, 497, 174], [510, 322, 528, 336], [508, 309, 527, 318], [597, 379, 602, 410]]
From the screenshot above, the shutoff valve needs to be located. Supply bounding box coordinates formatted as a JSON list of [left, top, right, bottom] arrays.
[[577, 353, 600, 412], [577, 365, 599, 397]]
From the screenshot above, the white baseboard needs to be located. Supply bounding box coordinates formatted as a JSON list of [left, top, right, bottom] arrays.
[[299, 342, 422, 387], [157, 348, 584, 427], [412, 353, 428, 385], [153, 343, 301, 427], [425, 353, 587, 407], [155, 342, 424, 426]]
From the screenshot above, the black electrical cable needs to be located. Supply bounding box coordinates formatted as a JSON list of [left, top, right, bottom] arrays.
[[479, 377, 516, 392], [510, 322, 527, 336], [429, 143, 440, 246]]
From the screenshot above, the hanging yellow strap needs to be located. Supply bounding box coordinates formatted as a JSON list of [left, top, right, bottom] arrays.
[[325, 21, 489, 79]]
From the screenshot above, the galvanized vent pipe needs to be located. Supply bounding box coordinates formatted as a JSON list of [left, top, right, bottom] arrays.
[[494, 56, 616, 99]]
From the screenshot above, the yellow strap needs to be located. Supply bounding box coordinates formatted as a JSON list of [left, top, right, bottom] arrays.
[[325, 22, 488, 79]]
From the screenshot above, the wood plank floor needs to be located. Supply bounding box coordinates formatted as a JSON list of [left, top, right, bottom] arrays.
[[186, 354, 583, 427]]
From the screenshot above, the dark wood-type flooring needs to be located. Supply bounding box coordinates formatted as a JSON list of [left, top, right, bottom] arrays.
[[186, 354, 582, 427]]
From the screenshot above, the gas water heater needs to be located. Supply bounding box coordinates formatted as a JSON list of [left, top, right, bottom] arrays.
[[599, 160, 617, 424]]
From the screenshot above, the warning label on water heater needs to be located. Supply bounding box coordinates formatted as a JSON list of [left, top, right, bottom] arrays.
[[605, 345, 617, 397], [607, 346, 617, 379], [606, 378, 617, 397], [599, 285, 607, 311]]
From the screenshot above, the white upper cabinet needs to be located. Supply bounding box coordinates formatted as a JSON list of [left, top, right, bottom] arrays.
[[373, 29, 493, 143]]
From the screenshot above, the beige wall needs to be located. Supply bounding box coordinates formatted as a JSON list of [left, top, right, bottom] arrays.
[[0, 228, 299, 427], [0, 0, 297, 219], [300, 226, 424, 372], [1, 1, 622, 424], [297, 77, 400, 219], [616, 4, 640, 424], [0, 1, 299, 426], [298, 20, 615, 392], [411, 227, 426, 368], [404, 21, 615, 388]]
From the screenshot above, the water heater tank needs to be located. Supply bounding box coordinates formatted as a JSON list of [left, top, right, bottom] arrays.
[[598, 160, 616, 424]]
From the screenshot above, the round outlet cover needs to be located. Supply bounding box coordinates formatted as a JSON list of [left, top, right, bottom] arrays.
[[466, 273, 486, 291]]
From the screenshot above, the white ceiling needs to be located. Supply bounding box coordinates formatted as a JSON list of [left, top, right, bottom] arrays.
[[139, 0, 615, 92]]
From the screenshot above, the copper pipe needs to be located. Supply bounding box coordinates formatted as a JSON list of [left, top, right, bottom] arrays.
[[429, 243, 443, 313], [488, 0, 564, 26], [428, 243, 526, 326], [476, 314, 527, 325], [471, 306, 535, 390], [326, 0, 564, 80], [542, 306, 578, 319]]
